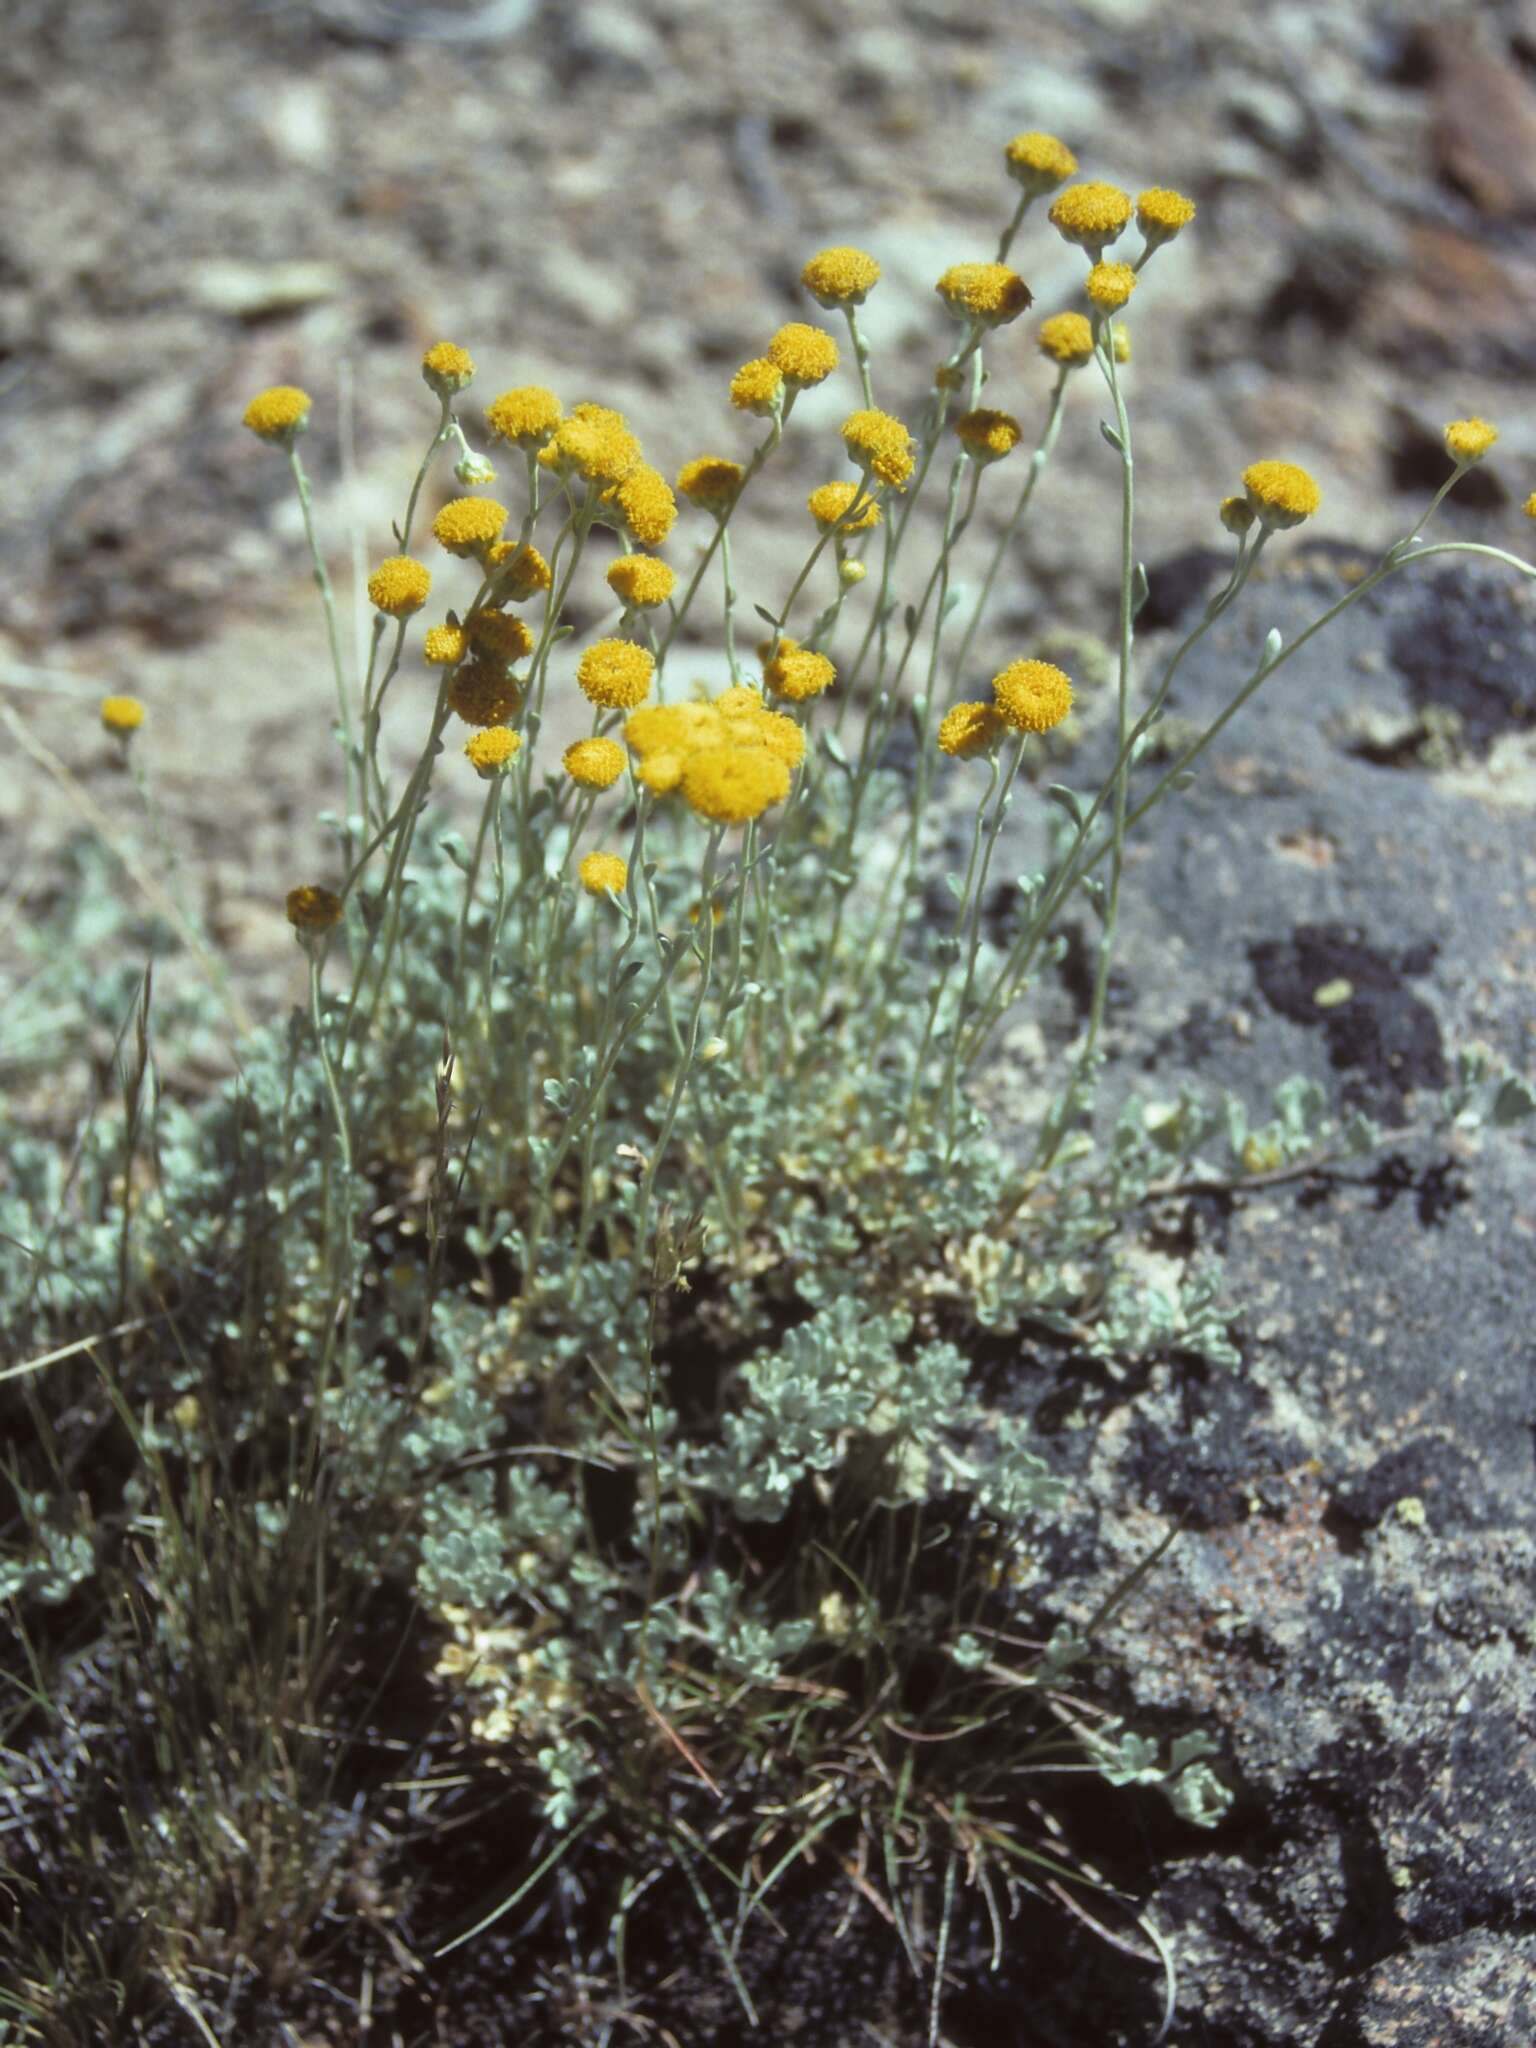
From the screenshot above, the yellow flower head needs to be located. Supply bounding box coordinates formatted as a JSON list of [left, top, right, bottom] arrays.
[[606, 554, 676, 609], [100, 694, 145, 735], [1112, 325, 1132, 363], [634, 748, 685, 792], [1004, 131, 1078, 195], [677, 455, 745, 516], [485, 385, 563, 449], [423, 621, 467, 667], [467, 609, 535, 662], [1525, 492, 1536, 520], [935, 262, 1033, 328], [242, 385, 311, 444], [763, 639, 836, 702], [955, 409, 1023, 463], [422, 341, 475, 397], [448, 660, 522, 728], [609, 464, 677, 546], [992, 658, 1074, 734], [801, 245, 882, 308], [488, 541, 552, 600], [841, 409, 916, 491], [579, 850, 629, 896], [729, 358, 784, 417], [563, 737, 628, 789], [739, 703, 807, 768], [1037, 312, 1096, 368], [1444, 417, 1498, 465], [577, 638, 655, 710], [625, 701, 725, 760], [1219, 495, 1256, 537], [1048, 181, 1134, 256], [1136, 187, 1196, 245], [432, 496, 510, 558], [367, 554, 432, 617], [938, 701, 1004, 758], [1242, 459, 1321, 530], [681, 745, 791, 824], [540, 404, 641, 486], [840, 559, 867, 587], [464, 725, 522, 777], [286, 884, 343, 932], [767, 322, 840, 388], [808, 480, 881, 533], [1085, 262, 1136, 311]]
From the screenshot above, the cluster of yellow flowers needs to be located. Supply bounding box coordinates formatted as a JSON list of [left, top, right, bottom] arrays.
[[624, 687, 804, 823], [241, 148, 1534, 946]]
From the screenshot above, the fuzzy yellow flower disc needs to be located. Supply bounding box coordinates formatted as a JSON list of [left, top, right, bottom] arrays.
[[808, 480, 881, 533], [1085, 262, 1136, 311], [422, 341, 475, 396], [489, 541, 552, 598], [767, 322, 840, 388], [955, 410, 1022, 463], [801, 245, 882, 308], [607, 555, 676, 608], [841, 409, 915, 491], [1004, 131, 1078, 194], [563, 737, 627, 789], [763, 641, 836, 702], [1444, 417, 1498, 465], [610, 465, 677, 547], [367, 555, 432, 617], [1525, 492, 1536, 520], [729, 358, 784, 417], [577, 638, 655, 710], [1136, 188, 1196, 242], [100, 694, 145, 734], [1241, 460, 1321, 530], [468, 609, 534, 662], [464, 726, 521, 777], [423, 622, 467, 667], [1048, 182, 1133, 255], [448, 661, 521, 728], [1036, 313, 1096, 368], [242, 385, 311, 443], [681, 745, 791, 825], [432, 496, 509, 557], [579, 851, 628, 896], [677, 456, 745, 515], [938, 701, 1003, 758], [485, 386, 563, 449], [992, 658, 1074, 734], [286, 885, 343, 932], [936, 263, 1033, 327]]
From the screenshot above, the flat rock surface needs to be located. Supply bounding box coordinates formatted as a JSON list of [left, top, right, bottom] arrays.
[[931, 550, 1536, 2045]]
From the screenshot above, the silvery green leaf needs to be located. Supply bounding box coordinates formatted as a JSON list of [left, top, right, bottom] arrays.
[[753, 603, 780, 629], [1490, 1074, 1536, 1126], [943, 872, 964, 900], [1131, 561, 1150, 616], [1263, 626, 1283, 666], [1099, 418, 1124, 452], [903, 603, 918, 636], [941, 586, 964, 621], [1045, 784, 1086, 829], [1170, 771, 1197, 791], [822, 731, 849, 768]]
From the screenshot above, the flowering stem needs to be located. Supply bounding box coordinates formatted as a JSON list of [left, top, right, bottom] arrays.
[[720, 526, 742, 681], [398, 394, 453, 552], [1030, 328, 1137, 1174], [937, 733, 1027, 1155], [950, 368, 1069, 691], [630, 829, 725, 1282], [289, 446, 359, 838], [843, 306, 876, 407]]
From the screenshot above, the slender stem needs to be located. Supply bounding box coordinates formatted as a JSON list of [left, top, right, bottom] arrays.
[[289, 446, 358, 833]]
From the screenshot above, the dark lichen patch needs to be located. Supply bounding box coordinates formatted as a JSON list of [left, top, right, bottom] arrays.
[[1247, 923, 1446, 1119], [1389, 566, 1536, 749]]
